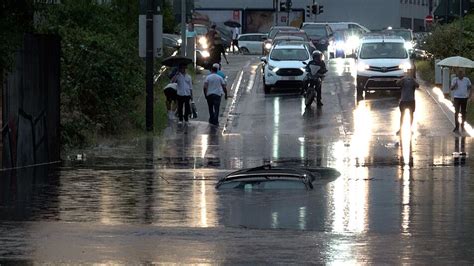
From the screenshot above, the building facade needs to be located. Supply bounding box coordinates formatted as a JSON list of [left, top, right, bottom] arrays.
[[194, 0, 438, 32]]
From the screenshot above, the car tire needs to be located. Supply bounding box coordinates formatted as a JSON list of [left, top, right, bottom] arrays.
[[263, 82, 271, 94], [240, 47, 250, 55]]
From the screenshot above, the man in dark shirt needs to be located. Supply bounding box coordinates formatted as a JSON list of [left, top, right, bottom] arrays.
[[396, 68, 419, 135]]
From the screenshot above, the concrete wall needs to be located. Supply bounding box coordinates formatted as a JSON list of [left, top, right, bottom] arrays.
[[2, 34, 61, 169]]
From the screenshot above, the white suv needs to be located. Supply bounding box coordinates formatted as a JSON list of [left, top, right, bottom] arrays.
[[261, 43, 311, 94], [356, 35, 412, 95]]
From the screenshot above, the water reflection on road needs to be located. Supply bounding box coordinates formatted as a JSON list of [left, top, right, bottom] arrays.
[[1, 57, 474, 263]]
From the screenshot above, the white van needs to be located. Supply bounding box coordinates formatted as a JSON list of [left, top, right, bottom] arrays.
[[302, 22, 370, 34], [356, 35, 412, 95]]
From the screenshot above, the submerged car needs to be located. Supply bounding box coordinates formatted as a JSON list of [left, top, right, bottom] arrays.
[[216, 164, 340, 190]]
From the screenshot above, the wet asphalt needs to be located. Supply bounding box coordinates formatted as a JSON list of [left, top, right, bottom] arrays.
[[1, 54, 474, 264]]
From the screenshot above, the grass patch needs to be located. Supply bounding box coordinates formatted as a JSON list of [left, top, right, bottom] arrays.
[[415, 60, 435, 84]]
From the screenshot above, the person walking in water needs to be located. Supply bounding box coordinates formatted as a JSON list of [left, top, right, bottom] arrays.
[[451, 69, 472, 132], [231, 26, 240, 54], [396, 68, 419, 135], [204, 63, 228, 126], [172, 64, 193, 124]]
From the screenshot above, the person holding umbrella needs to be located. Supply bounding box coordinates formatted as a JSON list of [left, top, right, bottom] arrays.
[[450, 69, 472, 132], [171, 63, 193, 125], [231, 26, 240, 54]]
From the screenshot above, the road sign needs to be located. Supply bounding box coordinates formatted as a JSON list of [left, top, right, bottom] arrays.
[[138, 15, 163, 58], [425, 15, 433, 23]]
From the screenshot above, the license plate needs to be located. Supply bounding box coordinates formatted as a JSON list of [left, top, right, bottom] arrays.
[[282, 76, 296, 80]]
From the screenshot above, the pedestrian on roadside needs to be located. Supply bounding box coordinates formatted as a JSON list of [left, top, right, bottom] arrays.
[[450, 69, 472, 132], [204, 63, 228, 126], [208, 63, 226, 80], [231, 26, 240, 54], [395, 68, 419, 135], [171, 64, 193, 124], [163, 82, 177, 120]]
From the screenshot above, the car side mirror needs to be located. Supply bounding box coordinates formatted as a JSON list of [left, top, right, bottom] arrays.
[[260, 56, 267, 63]]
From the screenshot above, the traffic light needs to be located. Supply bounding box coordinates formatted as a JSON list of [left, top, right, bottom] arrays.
[[280, 0, 286, 11], [318, 5, 324, 14], [306, 5, 311, 17], [286, 0, 292, 10], [311, 4, 317, 14]]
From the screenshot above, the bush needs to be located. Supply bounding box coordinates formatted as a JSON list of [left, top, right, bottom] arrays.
[[423, 14, 474, 59], [36, 0, 147, 147]]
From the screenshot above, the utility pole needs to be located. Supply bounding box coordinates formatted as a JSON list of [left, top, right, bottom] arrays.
[[180, 0, 187, 56], [145, 0, 154, 131]]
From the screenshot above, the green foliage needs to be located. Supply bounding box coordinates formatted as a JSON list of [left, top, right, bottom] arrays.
[[423, 14, 474, 59], [0, 0, 34, 72], [415, 60, 435, 84], [162, 0, 177, 33], [36, 0, 146, 147]]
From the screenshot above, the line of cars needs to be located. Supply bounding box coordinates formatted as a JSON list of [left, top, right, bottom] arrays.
[[259, 22, 369, 94], [259, 23, 423, 96]]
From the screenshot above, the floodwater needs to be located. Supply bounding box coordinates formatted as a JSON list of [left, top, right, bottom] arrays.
[[1, 57, 474, 264]]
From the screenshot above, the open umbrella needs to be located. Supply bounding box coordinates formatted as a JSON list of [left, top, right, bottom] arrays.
[[224, 20, 241, 28], [161, 55, 193, 67], [436, 56, 474, 68]]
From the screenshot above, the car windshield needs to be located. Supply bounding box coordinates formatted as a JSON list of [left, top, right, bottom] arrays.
[[385, 30, 412, 41], [194, 26, 208, 36], [302, 27, 327, 37], [275, 33, 308, 41], [333, 31, 346, 41], [269, 28, 298, 39], [270, 48, 309, 61], [359, 42, 408, 59]]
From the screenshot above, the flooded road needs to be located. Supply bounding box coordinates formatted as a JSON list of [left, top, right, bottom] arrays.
[[1, 56, 474, 264]]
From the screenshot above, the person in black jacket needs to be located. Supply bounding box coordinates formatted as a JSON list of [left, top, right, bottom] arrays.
[[306, 50, 328, 106]]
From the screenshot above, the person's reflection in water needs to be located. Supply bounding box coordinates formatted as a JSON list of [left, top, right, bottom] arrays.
[[144, 137, 155, 224], [453, 136, 466, 166], [399, 132, 413, 167], [207, 126, 221, 168]]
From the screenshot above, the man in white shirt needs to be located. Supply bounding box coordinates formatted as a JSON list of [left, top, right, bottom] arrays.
[[231, 27, 240, 54], [450, 69, 472, 132], [172, 64, 193, 123], [204, 63, 228, 126]]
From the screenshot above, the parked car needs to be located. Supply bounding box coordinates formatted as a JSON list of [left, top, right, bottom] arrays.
[[238, 33, 267, 54], [301, 23, 334, 53], [356, 35, 413, 96], [382, 28, 415, 50], [163, 34, 182, 57], [261, 43, 311, 94], [262, 26, 300, 54]]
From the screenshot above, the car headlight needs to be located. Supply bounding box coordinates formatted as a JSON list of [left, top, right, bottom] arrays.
[[201, 50, 210, 58], [357, 63, 370, 72], [404, 41, 413, 50], [198, 37, 208, 48], [268, 65, 279, 72], [177, 39, 182, 45], [264, 43, 272, 50], [399, 62, 412, 72], [347, 35, 360, 49]]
